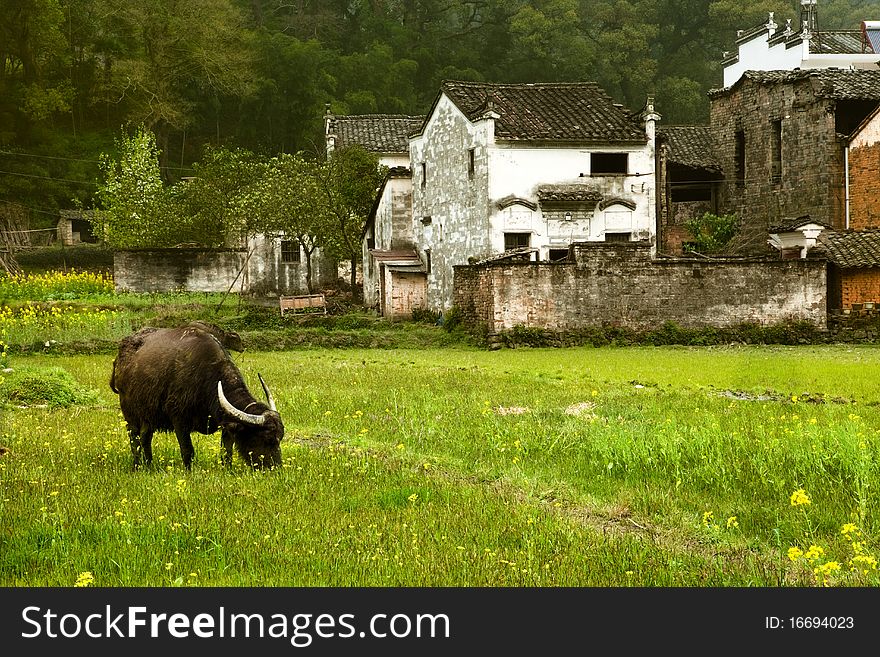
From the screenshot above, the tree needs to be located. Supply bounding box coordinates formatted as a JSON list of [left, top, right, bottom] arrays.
[[91, 125, 168, 247], [172, 146, 264, 247], [237, 152, 329, 293], [101, 0, 257, 170], [311, 146, 386, 296]]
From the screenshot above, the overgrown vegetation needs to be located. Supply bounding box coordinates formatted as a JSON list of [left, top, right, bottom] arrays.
[[683, 212, 740, 254], [497, 320, 828, 348], [0, 366, 100, 408]]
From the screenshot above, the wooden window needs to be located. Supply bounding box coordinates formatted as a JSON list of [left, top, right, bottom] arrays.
[[549, 248, 569, 262], [504, 233, 530, 251], [467, 148, 475, 180], [420, 162, 426, 189], [604, 232, 631, 242], [591, 152, 628, 175], [281, 240, 301, 263]]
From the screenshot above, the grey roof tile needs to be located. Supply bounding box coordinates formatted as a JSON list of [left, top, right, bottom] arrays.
[[817, 230, 880, 268], [327, 114, 424, 153], [711, 69, 880, 99], [439, 80, 647, 143], [536, 184, 603, 202], [658, 126, 722, 171]]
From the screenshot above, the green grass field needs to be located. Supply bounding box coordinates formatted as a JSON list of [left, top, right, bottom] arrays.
[[1, 345, 879, 587]]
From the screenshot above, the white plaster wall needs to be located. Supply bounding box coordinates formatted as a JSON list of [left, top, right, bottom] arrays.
[[724, 32, 880, 87], [486, 145, 656, 258], [411, 92, 655, 311], [362, 176, 413, 309], [378, 154, 411, 169], [725, 34, 805, 87], [410, 94, 492, 312]]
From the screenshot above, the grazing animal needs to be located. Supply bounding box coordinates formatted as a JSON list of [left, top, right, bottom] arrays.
[[110, 325, 283, 469]]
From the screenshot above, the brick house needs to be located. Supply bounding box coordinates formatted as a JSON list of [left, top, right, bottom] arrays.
[[709, 68, 880, 258], [708, 2, 880, 312]]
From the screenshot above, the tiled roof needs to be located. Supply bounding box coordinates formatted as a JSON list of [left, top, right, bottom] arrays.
[[327, 114, 424, 153], [812, 30, 873, 54], [769, 217, 831, 233], [816, 230, 880, 268], [658, 126, 721, 171], [536, 184, 603, 202], [711, 69, 880, 99], [439, 80, 647, 143]]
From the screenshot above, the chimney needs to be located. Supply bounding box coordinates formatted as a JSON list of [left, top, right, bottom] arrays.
[[640, 95, 661, 145]]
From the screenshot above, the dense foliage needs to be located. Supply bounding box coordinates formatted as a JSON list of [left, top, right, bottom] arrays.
[[1, 0, 877, 227]]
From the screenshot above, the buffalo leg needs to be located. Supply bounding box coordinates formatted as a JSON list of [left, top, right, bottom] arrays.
[[174, 427, 195, 470], [129, 426, 153, 470]]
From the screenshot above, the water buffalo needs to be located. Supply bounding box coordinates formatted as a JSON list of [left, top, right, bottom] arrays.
[[110, 324, 284, 469]]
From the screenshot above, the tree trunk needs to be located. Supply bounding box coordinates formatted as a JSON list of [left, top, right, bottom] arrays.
[[350, 256, 357, 300], [305, 252, 314, 294]]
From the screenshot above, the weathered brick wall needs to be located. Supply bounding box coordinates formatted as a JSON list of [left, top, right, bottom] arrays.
[[114, 248, 245, 293], [710, 78, 844, 253], [452, 266, 492, 328], [454, 242, 827, 332], [849, 142, 880, 230], [115, 241, 336, 294], [840, 269, 880, 308]]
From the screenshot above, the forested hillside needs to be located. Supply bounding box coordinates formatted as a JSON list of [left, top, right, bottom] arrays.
[[1, 0, 876, 228]]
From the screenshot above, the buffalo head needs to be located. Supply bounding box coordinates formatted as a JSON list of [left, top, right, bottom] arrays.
[[217, 374, 284, 469]]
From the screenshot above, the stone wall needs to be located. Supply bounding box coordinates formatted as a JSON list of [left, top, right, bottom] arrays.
[[454, 242, 827, 333], [114, 238, 337, 295], [114, 248, 246, 293]]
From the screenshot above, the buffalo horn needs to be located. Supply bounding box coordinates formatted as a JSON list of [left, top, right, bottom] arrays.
[[258, 373, 277, 412], [217, 380, 266, 426]]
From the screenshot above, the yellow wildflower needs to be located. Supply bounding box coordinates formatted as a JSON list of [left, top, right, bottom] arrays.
[[790, 488, 811, 506], [804, 545, 824, 561], [726, 516, 739, 529], [787, 546, 803, 562], [74, 571, 95, 587]]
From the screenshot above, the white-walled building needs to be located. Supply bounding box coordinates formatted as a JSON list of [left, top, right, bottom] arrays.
[[408, 80, 660, 311], [722, 1, 880, 88]]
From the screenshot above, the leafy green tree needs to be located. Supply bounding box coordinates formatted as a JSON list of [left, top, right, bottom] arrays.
[[91, 125, 168, 247], [236, 152, 329, 293], [101, 0, 257, 169], [171, 146, 264, 247], [311, 146, 386, 296], [684, 212, 739, 254]]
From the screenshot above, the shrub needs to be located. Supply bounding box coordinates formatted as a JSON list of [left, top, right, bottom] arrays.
[[0, 367, 101, 408], [684, 212, 739, 253]]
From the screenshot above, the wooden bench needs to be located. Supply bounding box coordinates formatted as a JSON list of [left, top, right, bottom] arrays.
[[279, 293, 327, 316]]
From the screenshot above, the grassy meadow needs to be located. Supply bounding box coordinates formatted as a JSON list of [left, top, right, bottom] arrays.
[[1, 345, 879, 587]]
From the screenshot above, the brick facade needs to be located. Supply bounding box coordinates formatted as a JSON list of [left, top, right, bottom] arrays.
[[840, 269, 880, 308], [709, 75, 844, 254], [848, 142, 880, 229], [454, 242, 826, 333], [848, 107, 880, 230]]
